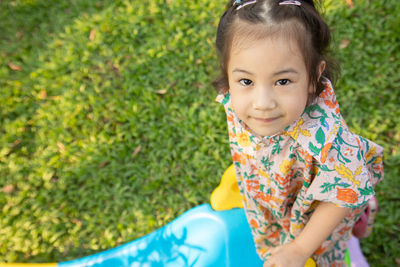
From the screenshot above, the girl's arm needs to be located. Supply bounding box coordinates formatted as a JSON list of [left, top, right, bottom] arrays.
[[263, 201, 351, 267], [293, 201, 350, 257]]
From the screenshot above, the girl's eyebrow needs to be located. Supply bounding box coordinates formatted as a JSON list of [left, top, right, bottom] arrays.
[[232, 68, 299, 75], [273, 68, 299, 75], [232, 68, 253, 75]]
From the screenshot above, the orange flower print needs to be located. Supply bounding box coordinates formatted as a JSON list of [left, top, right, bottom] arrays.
[[298, 148, 313, 169], [324, 99, 337, 108], [323, 93, 339, 114], [246, 179, 260, 192], [255, 190, 283, 205], [337, 225, 352, 236], [324, 99, 337, 109], [355, 136, 361, 148], [227, 113, 234, 123], [275, 173, 290, 187], [238, 132, 251, 147], [255, 191, 271, 203], [336, 188, 358, 204], [320, 83, 333, 98], [320, 142, 333, 163], [268, 230, 279, 240], [232, 152, 246, 165], [250, 218, 259, 229], [281, 219, 290, 232], [373, 158, 384, 174], [314, 245, 326, 255]]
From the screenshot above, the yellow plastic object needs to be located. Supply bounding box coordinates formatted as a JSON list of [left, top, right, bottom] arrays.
[[305, 258, 317, 267], [211, 164, 243, 210], [0, 264, 57, 267]]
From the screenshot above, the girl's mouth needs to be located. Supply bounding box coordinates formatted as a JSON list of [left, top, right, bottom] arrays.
[[253, 116, 281, 123]]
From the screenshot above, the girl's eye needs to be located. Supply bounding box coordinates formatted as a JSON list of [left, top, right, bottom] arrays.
[[275, 79, 291, 86], [239, 79, 253, 86]]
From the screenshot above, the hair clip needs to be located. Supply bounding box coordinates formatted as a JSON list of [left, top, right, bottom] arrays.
[[279, 0, 301, 6], [232, 0, 241, 6], [235, 0, 257, 10]]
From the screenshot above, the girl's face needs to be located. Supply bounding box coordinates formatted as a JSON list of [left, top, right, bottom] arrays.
[[228, 35, 314, 137]]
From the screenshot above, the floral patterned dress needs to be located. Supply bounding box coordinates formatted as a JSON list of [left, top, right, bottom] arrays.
[[216, 80, 384, 266]]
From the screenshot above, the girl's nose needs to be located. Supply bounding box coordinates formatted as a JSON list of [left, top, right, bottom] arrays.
[[252, 87, 277, 110]]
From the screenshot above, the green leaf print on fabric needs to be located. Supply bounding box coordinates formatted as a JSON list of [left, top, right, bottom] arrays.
[[234, 161, 241, 169], [294, 209, 301, 221], [359, 186, 374, 196], [304, 104, 328, 118], [320, 116, 329, 129], [260, 184, 265, 192], [321, 182, 336, 193], [336, 128, 359, 149], [221, 96, 229, 105], [320, 164, 334, 172], [244, 171, 256, 179], [309, 142, 321, 155], [320, 177, 351, 193], [280, 231, 287, 244], [373, 172, 381, 179], [356, 151, 362, 161], [316, 128, 326, 145], [261, 156, 274, 171], [262, 236, 274, 246], [330, 144, 352, 164], [272, 141, 282, 155]]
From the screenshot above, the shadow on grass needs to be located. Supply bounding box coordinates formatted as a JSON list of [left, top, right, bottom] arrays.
[[0, 0, 113, 54]]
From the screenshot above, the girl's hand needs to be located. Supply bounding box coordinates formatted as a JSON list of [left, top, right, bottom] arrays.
[[263, 241, 310, 267]]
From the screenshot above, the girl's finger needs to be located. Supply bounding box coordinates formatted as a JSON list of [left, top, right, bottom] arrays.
[[263, 259, 275, 267]]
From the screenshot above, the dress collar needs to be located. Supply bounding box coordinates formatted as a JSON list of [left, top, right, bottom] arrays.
[[217, 79, 343, 158]]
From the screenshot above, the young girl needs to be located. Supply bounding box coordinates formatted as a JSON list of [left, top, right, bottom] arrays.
[[213, 0, 384, 266]]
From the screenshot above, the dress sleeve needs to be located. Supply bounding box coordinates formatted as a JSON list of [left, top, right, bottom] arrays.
[[307, 126, 384, 208]]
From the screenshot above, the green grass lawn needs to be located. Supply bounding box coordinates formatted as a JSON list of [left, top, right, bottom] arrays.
[[1, 0, 399, 265]]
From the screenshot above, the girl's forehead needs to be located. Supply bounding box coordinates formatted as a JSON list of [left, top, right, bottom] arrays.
[[227, 30, 308, 75], [231, 31, 302, 58], [230, 20, 304, 54]]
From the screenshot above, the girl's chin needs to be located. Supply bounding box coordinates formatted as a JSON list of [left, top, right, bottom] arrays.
[[248, 120, 286, 137], [250, 126, 283, 138]]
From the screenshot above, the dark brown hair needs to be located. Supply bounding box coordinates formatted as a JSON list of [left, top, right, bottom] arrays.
[[213, 0, 339, 100]]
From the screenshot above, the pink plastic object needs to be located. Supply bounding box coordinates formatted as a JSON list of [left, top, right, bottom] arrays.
[[348, 236, 370, 267], [352, 196, 378, 238]]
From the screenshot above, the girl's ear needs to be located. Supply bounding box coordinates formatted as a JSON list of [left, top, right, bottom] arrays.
[[318, 60, 326, 80], [308, 61, 327, 95]]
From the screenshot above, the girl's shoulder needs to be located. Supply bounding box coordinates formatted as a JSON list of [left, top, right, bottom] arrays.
[[284, 80, 383, 166]]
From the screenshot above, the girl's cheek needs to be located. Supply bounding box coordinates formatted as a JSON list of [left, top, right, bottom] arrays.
[[289, 96, 308, 116]]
